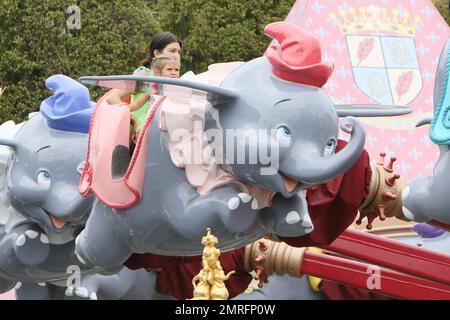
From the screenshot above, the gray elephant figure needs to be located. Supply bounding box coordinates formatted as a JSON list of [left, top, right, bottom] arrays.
[[12, 266, 160, 300], [234, 275, 326, 300], [0, 75, 157, 300], [402, 37, 450, 225], [76, 22, 409, 269], [412, 223, 450, 255]]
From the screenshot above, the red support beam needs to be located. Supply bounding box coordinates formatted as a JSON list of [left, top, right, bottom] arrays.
[[430, 219, 450, 232], [302, 251, 450, 300], [320, 229, 450, 285]]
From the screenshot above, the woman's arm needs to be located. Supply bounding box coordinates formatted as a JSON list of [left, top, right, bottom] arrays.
[[106, 89, 133, 105], [106, 69, 151, 108]]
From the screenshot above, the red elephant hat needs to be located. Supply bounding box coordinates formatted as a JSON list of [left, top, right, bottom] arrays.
[[265, 21, 334, 88]]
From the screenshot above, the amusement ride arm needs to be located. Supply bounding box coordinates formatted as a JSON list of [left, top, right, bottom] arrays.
[[244, 236, 450, 300]]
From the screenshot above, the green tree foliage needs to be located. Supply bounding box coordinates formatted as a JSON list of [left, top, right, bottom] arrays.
[[156, 0, 294, 73], [433, 0, 450, 25], [156, 0, 450, 74], [1, 1, 449, 123], [0, 0, 160, 123]]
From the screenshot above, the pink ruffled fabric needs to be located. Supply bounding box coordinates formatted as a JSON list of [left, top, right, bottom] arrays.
[[158, 62, 276, 208]]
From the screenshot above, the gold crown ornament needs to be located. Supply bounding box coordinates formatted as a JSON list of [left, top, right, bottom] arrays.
[[329, 6, 421, 36]]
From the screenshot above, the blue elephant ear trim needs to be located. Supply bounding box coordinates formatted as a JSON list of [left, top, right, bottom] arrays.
[[430, 45, 450, 145]]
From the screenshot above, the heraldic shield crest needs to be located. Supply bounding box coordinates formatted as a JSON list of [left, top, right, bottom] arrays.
[[330, 6, 423, 105]]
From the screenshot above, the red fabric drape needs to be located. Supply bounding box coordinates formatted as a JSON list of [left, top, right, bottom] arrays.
[[125, 248, 250, 300]]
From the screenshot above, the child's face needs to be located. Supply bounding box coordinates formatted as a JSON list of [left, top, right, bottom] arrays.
[[156, 61, 180, 78]]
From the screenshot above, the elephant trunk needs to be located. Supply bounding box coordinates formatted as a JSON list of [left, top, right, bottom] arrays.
[[294, 117, 366, 184], [8, 176, 49, 204]]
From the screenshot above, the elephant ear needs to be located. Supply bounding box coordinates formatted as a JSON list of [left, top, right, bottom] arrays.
[[334, 104, 411, 117], [433, 38, 450, 114], [79, 75, 238, 105], [0, 139, 19, 150], [416, 117, 432, 127], [430, 38, 450, 145]]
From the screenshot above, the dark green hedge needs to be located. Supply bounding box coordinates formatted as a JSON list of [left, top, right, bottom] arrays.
[[1, 0, 449, 123], [433, 0, 450, 25], [0, 0, 160, 123], [156, 0, 294, 74]]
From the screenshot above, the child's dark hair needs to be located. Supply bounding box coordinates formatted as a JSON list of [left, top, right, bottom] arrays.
[[140, 32, 182, 68]]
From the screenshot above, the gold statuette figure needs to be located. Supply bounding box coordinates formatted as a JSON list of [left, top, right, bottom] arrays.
[[191, 228, 235, 300]]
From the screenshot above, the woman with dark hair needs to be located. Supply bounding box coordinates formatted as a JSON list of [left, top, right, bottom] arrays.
[[107, 32, 182, 131], [140, 31, 182, 68]]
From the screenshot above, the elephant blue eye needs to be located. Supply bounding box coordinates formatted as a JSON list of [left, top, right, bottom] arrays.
[[324, 138, 336, 157], [276, 126, 291, 146], [37, 171, 51, 188]]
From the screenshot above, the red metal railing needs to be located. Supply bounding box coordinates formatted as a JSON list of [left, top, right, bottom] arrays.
[[302, 250, 450, 300], [321, 229, 450, 286], [298, 229, 450, 299]]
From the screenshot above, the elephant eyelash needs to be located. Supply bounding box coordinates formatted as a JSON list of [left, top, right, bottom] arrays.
[[35, 145, 51, 154], [273, 98, 291, 108]]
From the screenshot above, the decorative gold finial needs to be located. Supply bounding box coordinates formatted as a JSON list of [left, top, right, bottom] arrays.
[[358, 152, 407, 229], [191, 228, 235, 300]]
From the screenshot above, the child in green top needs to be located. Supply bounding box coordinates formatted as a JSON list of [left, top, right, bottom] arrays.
[[129, 53, 180, 131], [107, 32, 182, 131]]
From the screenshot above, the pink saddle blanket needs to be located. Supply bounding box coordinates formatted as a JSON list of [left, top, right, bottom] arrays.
[[79, 91, 164, 209]]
